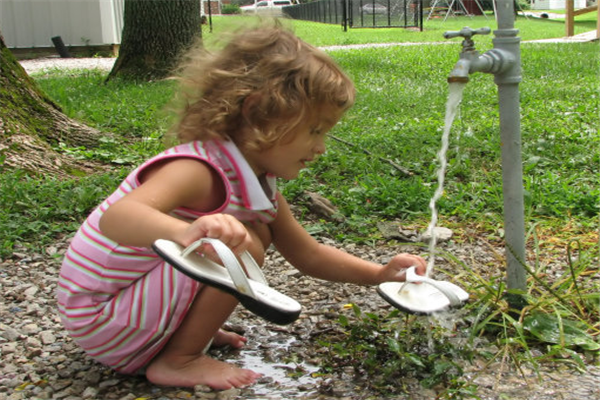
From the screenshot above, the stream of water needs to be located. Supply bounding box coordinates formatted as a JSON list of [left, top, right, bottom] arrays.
[[425, 81, 467, 277]]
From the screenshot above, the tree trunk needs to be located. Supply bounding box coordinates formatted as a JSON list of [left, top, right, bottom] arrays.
[[0, 31, 109, 177], [108, 0, 203, 81]]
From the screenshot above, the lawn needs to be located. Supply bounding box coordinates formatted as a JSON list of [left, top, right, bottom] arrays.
[[2, 14, 597, 258], [206, 11, 598, 46]]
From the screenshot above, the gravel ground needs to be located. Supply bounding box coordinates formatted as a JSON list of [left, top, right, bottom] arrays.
[[19, 58, 116, 74], [1, 231, 599, 400]]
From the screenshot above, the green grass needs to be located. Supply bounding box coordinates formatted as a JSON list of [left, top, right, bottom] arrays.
[[318, 251, 599, 398], [0, 171, 122, 255], [284, 42, 598, 242], [2, 17, 597, 258], [34, 69, 174, 139], [204, 12, 598, 47]]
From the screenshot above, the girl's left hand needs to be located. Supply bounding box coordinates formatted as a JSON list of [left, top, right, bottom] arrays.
[[377, 253, 427, 283]]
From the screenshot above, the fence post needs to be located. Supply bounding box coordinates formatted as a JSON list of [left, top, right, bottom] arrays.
[[419, 0, 423, 31], [342, 0, 348, 31], [565, 0, 574, 37]]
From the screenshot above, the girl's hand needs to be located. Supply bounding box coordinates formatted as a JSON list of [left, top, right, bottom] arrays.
[[179, 214, 252, 256], [377, 253, 427, 283]]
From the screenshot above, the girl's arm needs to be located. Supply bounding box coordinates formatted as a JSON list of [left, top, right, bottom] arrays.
[[99, 158, 252, 253], [271, 193, 426, 285]]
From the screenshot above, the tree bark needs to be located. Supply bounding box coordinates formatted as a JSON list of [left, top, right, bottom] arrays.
[[107, 0, 203, 81], [0, 30, 109, 177]]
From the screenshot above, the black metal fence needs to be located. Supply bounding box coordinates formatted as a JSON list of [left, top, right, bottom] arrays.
[[284, 0, 345, 25], [284, 0, 422, 30]]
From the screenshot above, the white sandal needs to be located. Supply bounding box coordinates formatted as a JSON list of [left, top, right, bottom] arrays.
[[377, 266, 469, 315], [153, 238, 301, 325]]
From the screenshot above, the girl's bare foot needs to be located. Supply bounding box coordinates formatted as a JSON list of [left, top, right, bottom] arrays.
[[146, 353, 261, 389], [212, 329, 247, 349]]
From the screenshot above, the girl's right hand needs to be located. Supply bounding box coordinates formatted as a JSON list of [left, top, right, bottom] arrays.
[[179, 214, 252, 256]]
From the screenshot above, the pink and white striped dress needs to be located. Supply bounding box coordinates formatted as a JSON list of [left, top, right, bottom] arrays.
[[57, 140, 278, 374]]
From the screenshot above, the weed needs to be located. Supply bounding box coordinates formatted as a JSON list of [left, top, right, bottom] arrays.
[[318, 304, 478, 398]]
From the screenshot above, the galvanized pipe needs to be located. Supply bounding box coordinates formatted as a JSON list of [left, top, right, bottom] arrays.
[[494, 1, 527, 294], [444, 1, 527, 296]]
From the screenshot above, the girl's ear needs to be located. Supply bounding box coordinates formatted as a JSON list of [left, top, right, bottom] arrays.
[[238, 93, 264, 152]]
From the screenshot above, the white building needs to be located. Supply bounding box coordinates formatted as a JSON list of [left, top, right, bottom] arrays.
[[531, 0, 587, 10], [0, 0, 124, 49]]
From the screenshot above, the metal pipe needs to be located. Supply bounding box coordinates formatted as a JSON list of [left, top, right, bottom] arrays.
[[494, 3, 527, 295], [444, 1, 527, 300]]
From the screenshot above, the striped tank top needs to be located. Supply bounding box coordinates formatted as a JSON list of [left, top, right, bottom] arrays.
[[56, 139, 278, 373]]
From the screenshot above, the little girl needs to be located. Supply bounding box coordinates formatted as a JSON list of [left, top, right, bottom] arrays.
[[57, 24, 427, 390]]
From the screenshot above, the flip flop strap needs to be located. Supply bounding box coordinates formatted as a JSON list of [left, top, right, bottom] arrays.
[[182, 238, 262, 298], [239, 251, 268, 285], [403, 266, 462, 306], [182, 238, 266, 283], [405, 277, 462, 306]]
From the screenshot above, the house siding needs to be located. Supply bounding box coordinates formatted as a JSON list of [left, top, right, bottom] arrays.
[[1, 0, 123, 48]]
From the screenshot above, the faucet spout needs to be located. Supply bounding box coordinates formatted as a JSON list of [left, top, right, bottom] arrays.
[[446, 47, 514, 83], [448, 59, 470, 83]]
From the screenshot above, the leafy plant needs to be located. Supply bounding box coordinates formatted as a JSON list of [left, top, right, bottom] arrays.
[[221, 3, 241, 14], [318, 304, 478, 398]]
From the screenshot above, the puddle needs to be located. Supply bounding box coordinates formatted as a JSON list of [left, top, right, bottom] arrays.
[[224, 329, 321, 399]]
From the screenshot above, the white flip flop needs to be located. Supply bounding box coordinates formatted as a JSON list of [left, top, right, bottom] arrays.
[[377, 266, 469, 315], [153, 238, 301, 325]]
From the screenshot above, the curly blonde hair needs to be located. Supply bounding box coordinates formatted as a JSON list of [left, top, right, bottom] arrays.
[[168, 23, 355, 151]]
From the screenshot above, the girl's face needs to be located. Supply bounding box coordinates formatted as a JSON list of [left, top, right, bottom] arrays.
[[244, 105, 345, 180]]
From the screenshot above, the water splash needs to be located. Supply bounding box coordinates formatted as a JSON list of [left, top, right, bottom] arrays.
[[425, 82, 466, 277]]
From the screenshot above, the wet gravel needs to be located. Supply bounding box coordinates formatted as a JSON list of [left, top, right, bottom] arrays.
[[1, 230, 599, 400]]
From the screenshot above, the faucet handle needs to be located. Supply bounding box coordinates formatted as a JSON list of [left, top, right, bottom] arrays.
[[443, 26, 491, 40]]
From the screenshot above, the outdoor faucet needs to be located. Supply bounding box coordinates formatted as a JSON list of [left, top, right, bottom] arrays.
[[443, 27, 516, 83], [443, 8, 527, 308]]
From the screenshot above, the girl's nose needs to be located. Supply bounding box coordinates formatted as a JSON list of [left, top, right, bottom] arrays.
[[314, 138, 326, 155]]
